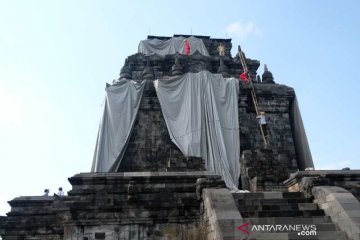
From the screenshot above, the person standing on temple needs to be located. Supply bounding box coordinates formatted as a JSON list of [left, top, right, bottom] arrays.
[[183, 39, 191, 55], [256, 111, 268, 137], [57, 187, 64, 196], [43, 189, 49, 196], [217, 43, 225, 57]]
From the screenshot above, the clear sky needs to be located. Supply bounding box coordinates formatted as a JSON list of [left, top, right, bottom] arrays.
[[0, 0, 359, 215]]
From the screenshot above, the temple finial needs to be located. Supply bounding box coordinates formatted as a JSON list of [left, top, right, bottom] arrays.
[[262, 64, 275, 84], [264, 64, 269, 72]]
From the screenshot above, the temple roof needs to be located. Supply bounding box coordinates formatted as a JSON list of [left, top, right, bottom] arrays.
[[148, 34, 232, 43]]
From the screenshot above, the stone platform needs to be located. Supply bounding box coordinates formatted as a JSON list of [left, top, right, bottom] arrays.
[[0, 172, 225, 240]]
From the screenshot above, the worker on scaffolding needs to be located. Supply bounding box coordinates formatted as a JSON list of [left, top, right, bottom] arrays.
[[183, 39, 191, 55], [256, 111, 268, 137], [239, 70, 250, 84]]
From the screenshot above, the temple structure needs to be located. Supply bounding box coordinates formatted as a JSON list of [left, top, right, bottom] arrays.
[[1, 35, 359, 240]]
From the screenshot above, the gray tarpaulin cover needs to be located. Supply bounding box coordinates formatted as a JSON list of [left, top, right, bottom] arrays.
[[92, 80, 146, 172], [138, 36, 210, 56], [154, 71, 240, 190], [290, 96, 314, 170]]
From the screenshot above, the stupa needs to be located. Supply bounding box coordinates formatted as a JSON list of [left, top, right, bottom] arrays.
[[1, 35, 359, 240]]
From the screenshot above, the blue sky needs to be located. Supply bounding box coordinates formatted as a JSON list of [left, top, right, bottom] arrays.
[[0, 0, 359, 215]]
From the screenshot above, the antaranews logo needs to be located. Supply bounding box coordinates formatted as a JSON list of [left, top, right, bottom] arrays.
[[237, 223, 250, 235], [237, 222, 317, 237]]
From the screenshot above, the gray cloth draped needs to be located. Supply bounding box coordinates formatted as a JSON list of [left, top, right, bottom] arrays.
[[91, 80, 146, 172], [154, 71, 240, 190], [290, 96, 314, 170], [138, 36, 210, 56]]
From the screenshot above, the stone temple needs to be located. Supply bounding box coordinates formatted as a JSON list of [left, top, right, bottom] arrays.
[[1, 35, 359, 240]]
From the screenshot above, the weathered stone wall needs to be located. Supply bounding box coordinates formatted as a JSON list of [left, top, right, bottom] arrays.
[[241, 149, 296, 192], [0, 172, 225, 240], [65, 223, 203, 240], [118, 82, 205, 172], [238, 83, 300, 191], [201, 188, 243, 240], [61, 172, 224, 240], [0, 197, 63, 239], [238, 83, 297, 156]]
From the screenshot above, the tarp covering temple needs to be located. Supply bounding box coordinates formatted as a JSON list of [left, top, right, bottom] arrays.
[[91, 80, 146, 172], [91, 71, 241, 190], [138, 36, 210, 56], [154, 71, 240, 190]]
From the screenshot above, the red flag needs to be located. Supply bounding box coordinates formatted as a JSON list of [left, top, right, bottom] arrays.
[[240, 71, 249, 84]]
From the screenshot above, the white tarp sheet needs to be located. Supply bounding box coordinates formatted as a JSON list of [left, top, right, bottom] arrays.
[[91, 80, 145, 172], [154, 71, 240, 190], [290, 96, 314, 170], [138, 36, 210, 56]]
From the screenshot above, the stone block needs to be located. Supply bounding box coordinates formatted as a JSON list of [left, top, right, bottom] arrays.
[[328, 193, 357, 204], [316, 231, 348, 240], [340, 202, 360, 211], [351, 217, 360, 225], [263, 192, 283, 199], [249, 232, 289, 240], [282, 192, 303, 199], [341, 210, 360, 218], [298, 203, 318, 211]]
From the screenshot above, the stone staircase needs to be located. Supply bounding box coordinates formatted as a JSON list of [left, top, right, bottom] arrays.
[[232, 192, 349, 240]]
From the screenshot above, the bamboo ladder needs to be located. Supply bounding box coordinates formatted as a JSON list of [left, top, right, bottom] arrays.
[[237, 46, 269, 146]]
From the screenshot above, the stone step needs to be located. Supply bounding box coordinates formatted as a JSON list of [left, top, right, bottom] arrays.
[[62, 209, 201, 222], [234, 220, 338, 232], [232, 192, 304, 200], [243, 231, 348, 240], [289, 231, 348, 240], [69, 184, 198, 195], [316, 223, 339, 231], [243, 216, 334, 225], [237, 202, 319, 212], [261, 186, 289, 192], [224, 191, 349, 240], [241, 210, 326, 218], [236, 198, 313, 208], [298, 203, 319, 211], [67, 200, 200, 211], [0, 233, 63, 239], [65, 193, 199, 211]]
